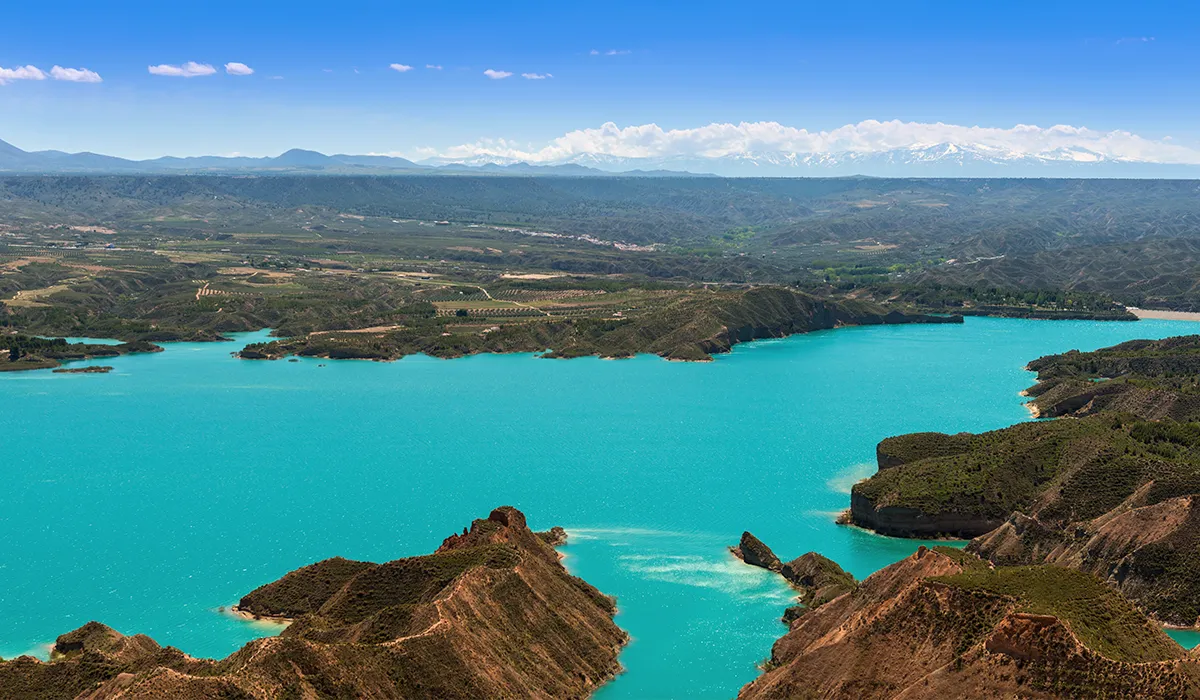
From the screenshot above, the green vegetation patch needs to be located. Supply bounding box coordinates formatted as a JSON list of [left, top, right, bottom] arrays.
[[239, 557, 374, 618], [936, 565, 1184, 663], [245, 286, 955, 363], [930, 545, 991, 572], [0, 334, 163, 372], [1030, 336, 1200, 398], [876, 432, 974, 468], [317, 544, 521, 625], [1123, 505, 1200, 626], [781, 552, 858, 608], [855, 419, 1113, 519], [860, 412, 1200, 527], [0, 654, 125, 700]]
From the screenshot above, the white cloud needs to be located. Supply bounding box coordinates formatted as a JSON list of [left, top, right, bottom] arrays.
[[427, 119, 1200, 165], [483, 69, 512, 79], [0, 65, 47, 85], [407, 146, 440, 159], [426, 64, 442, 70], [591, 49, 630, 56], [389, 63, 414, 73], [224, 62, 254, 76], [522, 72, 552, 80], [49, 66, 102, 83], [148, 62, 217, 77]]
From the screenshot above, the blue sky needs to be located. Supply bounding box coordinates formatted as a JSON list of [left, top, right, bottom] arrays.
[[0, 0, 1196, 160]]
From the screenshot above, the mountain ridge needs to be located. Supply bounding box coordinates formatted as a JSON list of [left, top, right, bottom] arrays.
[[6, 136, 1200, 177], [0, 137, 683, 177], [0, 506, 628, 699], [420, 141, 1200, 177]]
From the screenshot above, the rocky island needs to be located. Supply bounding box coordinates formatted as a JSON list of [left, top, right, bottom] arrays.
[[52, 365, 113, 374], [0, 506, 627, 699]]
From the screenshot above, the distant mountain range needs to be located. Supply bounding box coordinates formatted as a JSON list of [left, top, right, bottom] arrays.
[[0, 138, 698, 177], [424, 143, 1200, 178], [4, 137, 1200, 177]]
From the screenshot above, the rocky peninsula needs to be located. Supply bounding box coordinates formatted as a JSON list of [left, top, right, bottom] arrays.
[[239, 287, 962, 364], [731, 532, 858, 623], [739, 547, 1196, 699], [847, 334, 1200, 626], [1024, 335, 1200, 421], [0, 334, 162, 372], [0, 506, 627, 699]]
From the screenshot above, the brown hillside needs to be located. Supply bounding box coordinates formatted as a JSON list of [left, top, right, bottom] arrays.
[[0, 506, 627, 700], [738, 548, 1196, 700]]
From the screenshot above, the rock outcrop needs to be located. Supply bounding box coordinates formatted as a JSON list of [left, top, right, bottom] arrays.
[[0, 506, 627, 699], [849, 490, 1004, 539], [537, 525, 569, 546], [731, 534, 859, 623], [731, 532, 783, 572], [779, 553, 857, 609], [738, 548, 1197, 700]]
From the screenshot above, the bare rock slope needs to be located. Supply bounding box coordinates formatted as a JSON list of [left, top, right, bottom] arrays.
[[739, 548, 1197, 700]]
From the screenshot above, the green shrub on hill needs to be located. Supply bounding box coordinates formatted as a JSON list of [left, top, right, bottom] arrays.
[[937, 565, 1184, 664]]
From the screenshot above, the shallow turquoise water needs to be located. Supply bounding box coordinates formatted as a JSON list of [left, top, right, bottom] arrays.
[[2, 317, 1197, 698], [1168, 628, 1200, 650]]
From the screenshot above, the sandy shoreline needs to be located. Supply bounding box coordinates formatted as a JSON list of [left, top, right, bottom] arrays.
[[223, 605, 293, 626], [1127, 307, 1200, 322]]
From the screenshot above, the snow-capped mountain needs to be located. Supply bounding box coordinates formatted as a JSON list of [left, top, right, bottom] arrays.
[[422, 142, 1200, 177], [3, 135, 1200, 177]]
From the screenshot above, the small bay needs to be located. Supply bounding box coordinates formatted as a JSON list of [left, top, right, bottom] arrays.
[[1, 317, 1196, 698]]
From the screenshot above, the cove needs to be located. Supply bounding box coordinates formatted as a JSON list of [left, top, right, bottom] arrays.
[[1, 316, 1197, 698]]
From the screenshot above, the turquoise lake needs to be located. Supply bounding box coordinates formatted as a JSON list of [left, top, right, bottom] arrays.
[[3, 316, 1199, 697]]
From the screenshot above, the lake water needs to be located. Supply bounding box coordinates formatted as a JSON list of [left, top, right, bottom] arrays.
[[3, 316, 1198, 697]]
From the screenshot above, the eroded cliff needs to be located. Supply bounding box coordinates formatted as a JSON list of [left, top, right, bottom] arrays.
[[738, 548, 1196, 700]]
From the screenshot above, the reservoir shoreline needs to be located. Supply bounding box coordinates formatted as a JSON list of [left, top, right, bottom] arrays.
[[4, 317, 1199, 698]]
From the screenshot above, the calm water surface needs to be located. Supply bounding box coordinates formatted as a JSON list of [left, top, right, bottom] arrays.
[[3, 317, 1197, 698], [1168, 628, 1200, 650]]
